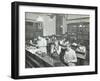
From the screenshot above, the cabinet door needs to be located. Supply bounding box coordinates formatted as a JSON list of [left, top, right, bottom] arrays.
[[25, 22, 43, 40]]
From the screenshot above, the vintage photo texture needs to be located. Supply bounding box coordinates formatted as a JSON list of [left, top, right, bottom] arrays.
[[25, 12, 89, 68]]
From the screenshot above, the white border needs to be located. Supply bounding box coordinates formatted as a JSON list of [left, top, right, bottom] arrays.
[[19, 5, 95, 76]]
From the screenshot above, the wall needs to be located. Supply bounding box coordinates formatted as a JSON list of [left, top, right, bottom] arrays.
[[63, 15, 89, 33], [0, 0, 99, 81], [43, 15, 56, 36], [26, 12, 56, 36]]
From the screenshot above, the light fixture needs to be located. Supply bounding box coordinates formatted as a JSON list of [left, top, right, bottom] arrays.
[[60, 25, 63, 28], [36, 16, 44, 22], [79, 24, 82, 27]]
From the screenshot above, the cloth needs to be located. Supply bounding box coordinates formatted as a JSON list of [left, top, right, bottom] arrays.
[[76, 46, 86, 53], [51, 41, 61, 55], [37, 37, 47, 53], [64, 48, 77, 64], [60, 48, 66, 64]]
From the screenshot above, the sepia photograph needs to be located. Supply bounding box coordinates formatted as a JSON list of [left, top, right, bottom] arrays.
[[25, 12, 90, 68]]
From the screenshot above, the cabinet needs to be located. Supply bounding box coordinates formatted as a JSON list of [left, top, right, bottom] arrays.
[[67, 22, 89, 46], [25, 21, 43, 40]]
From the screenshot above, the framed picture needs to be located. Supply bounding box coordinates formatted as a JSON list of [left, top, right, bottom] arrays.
[[11, 1, 98, 79]]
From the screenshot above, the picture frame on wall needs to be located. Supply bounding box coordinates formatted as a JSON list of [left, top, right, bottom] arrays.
[[11, 1, 98, 79]]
